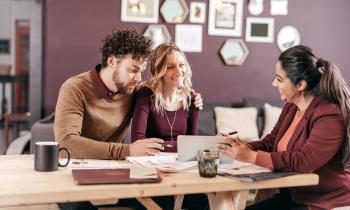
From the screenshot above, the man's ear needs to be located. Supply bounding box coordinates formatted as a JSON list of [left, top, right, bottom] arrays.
[[297, 80, 307, 91], [107, 56, 119, 68]]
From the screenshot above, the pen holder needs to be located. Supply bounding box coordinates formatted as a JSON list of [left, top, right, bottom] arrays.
[[197, 149, 219, 178]]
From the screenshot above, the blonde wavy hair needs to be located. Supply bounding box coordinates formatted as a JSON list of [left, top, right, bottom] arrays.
[[142, 42, 192, 113]]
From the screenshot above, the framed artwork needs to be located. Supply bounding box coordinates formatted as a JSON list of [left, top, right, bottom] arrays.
[[160, 0, 189, 24], [208, 0, 243, 37], [121, 0, 159, 23], [0, 39, 10, 54], [143, 24, 171, 49], [190, 2, 206, 23], [277, 25, 300, 52], [220, 39, 249, 66], [248, 0, 264, 15], [245, 17, 274, 43], [175, 24, 203, 52]]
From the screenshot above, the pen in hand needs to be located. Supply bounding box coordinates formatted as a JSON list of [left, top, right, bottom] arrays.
[[161, 143, 173, 148], [228, 131, 238, 135]]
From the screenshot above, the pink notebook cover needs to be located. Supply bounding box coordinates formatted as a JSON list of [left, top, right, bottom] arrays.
[[72, 168, 161, 185]]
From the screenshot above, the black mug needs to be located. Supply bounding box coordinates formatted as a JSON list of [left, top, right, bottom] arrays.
[[34, 141, 70, 172]]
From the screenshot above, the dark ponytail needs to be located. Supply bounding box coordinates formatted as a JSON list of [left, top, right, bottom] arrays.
[[319, 60, 350, 167], [279, 45, 350, 167]]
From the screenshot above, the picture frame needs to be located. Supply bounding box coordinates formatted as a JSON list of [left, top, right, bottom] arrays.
[[220, 39, 249, 66], [208, 0, 243, 37], [175, 24, 203, 52], [121, 0, 159, 23], [160, 0, 189, 24], [143, 24, 171, 49], [277, 25, 300, 52], [0, 39, 10, 54], [189, 2, 206, 23], [245, 17, 274, 43]]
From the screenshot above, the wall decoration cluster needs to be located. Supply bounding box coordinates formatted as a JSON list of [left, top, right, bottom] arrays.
[[120, 0, 295, 66]]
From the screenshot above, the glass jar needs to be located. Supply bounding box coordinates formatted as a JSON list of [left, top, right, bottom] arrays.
[[197, 149, 219, 178]]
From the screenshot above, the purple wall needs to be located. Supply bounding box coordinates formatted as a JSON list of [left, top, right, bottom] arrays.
[[44, 0, 350, 114]]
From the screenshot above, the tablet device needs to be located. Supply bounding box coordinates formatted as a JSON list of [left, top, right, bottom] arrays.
[[177, 135, 233, 163]]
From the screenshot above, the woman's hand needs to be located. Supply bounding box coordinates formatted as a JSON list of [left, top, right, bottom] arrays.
[[217, 136, 257, 164]]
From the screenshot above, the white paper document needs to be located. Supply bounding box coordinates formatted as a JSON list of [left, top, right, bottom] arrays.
[[126, 153, 197, 172], [218, 162, 271, 175], [61, 158, 120, 169]]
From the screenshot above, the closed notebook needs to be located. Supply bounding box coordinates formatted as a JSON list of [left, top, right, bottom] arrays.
[[72, 167, 161, 185], [218, 171, 298, 182]]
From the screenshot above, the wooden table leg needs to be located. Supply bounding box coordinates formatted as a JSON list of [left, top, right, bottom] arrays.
[[174, 194, 184, 210], [233, 191, 249, 210], [207, 190, 249, 210], [136, 197, 162, 210]]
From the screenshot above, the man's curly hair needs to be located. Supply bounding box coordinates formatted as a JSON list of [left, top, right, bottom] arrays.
[[100, 28, 152, 67]]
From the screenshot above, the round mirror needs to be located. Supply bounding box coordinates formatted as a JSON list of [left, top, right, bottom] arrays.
[[277, 25, 300, 52], [248, 0, 264, 16]]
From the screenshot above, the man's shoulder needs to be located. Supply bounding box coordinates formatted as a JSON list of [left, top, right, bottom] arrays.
[[62, 71, 92, 91]]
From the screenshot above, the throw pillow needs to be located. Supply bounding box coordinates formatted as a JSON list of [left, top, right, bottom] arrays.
[[262, 103, 283, 138], [214, 106, 259, 142], [244, 96, 285, 137]]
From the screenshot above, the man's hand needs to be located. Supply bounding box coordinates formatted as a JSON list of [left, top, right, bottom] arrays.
[[191, 89, 203, 110], [129, 138, 164, 156], [216, 136, 257, 164]]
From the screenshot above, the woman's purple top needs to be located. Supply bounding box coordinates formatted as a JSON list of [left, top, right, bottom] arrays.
[[131, 87, 199, 152]]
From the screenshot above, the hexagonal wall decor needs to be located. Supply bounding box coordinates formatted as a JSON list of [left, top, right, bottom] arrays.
[[160, 0, 189, 23], [144, 24, 171, 49], [220, 39, 249, 66]]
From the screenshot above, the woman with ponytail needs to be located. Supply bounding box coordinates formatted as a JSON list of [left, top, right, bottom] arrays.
[[218, 45, 350, 210]]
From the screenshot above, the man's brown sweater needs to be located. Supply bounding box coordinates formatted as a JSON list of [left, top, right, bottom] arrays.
[[54, 67, 134, 159]]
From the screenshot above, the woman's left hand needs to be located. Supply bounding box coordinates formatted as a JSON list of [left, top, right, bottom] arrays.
[[217, 137, 257, 164], [191, 89, 203, 110]]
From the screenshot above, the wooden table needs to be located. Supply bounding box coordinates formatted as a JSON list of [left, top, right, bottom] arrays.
[[0, 155, 319, 210]]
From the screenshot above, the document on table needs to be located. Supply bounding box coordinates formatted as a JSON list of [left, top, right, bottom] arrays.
[[61, 158, 120, 169], [126, 153, 197, 172], [218, 159, 272, 179]]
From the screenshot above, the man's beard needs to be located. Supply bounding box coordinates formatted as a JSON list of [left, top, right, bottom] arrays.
[[112, 67, 138, 95], [115, 82, 137, 94]]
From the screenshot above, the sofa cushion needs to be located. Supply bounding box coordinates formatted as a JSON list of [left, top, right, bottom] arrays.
[[198, 102, 231, 135], [214, 106, 259, 142], [244, 96, 284, 137], [261, 103, 283, 138], [30, 113, 55, 153]]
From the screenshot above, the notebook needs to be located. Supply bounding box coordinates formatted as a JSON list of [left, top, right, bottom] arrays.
[[218, 171, 298, 182], [177, 135, 233, 163], [72, 167, 161, 185]]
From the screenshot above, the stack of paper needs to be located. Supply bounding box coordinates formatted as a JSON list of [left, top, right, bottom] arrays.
[[126, 154, 197, 172]]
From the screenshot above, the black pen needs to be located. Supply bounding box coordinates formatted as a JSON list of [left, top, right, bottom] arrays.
[[228, 131, 238, 135]]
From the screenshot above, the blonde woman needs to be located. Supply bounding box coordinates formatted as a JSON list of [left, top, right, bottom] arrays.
[[131, 42, 199, 152]]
